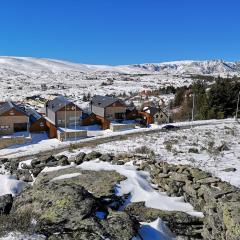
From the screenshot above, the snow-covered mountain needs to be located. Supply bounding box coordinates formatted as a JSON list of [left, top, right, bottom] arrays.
[[0, 56, 240, 105], [0, 56, 239, 75], [130, 60, 240, 76]]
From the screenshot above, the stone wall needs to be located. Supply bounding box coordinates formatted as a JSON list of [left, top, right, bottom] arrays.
[[57, 130, 87, 141], [0, 136, 29, 149], [138, 161, 240, 240], [110, 123, 136, 132]]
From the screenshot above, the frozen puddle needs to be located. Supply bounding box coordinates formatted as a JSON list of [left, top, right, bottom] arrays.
[[78, 160, 203, 217]]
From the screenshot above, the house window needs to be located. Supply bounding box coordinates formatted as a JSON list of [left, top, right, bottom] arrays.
[[58, 120, 65, 124], [0, 125, 10, 130], [155, 114, 159, 119], [115, 113, 124, 119]]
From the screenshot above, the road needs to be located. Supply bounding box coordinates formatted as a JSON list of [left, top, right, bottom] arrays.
[[1, 118, 237, 162]]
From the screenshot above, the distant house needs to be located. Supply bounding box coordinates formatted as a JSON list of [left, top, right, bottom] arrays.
[[25, 108, 48, 133], [90, 95, 127, 121], [142, 106, 168, 124], [41, 84, 47, 91], [45, 96, 82, 128], [0, 102, 29, 135]]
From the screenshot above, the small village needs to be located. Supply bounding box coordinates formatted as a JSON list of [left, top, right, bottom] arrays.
[[0, 94, 169, 148]]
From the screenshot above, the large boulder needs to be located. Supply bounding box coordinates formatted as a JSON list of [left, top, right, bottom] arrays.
[[84, 151, 102, 161], [74, 152, 86, 165], [99, 153, 113, 162], [35, 167, 125, 199], [9, 169, 138, 240]]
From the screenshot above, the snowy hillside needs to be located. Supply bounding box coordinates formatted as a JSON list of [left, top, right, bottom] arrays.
[[0, 56, 239, 75], [130, 60, 240, 75], [0, 56, 239, 108]]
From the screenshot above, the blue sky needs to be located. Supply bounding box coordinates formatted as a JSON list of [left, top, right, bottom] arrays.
[[0, 0, 239, 65]]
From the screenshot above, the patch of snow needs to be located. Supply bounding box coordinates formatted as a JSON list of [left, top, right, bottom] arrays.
[[132, 218, 175, 240], [0, 232, 46, 240], [51, 172, 81, 181], [42, 162, 75, 173], [78, 160, 203, 217], [0, 175, 27, 196]]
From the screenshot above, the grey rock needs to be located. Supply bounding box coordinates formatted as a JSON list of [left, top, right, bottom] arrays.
[[4, 161, 19, 173], [99, 153, 113, 162], [188, 148, 199, 154], [84, 151, 102, 161], [0, 194, 13, 214], [10, 170, 138, 240], [222, 202, 240, 239], [31, 159, 41, 168], [55, 155, 68, 162], [31, 167, 43, 178], [58, 158, 70, 166], [74, 152, 86, 165], [16, 169, 33, 182], [125, 202, 203, 238], [190, 168, 211, 181], [0, 158, 9, 165], [197, 177, 221, 184], [35, 167, 125, 199], [170, 172, 190, 183]]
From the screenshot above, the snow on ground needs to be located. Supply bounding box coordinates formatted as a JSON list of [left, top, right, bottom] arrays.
[[0, 232, 46, 240], [0, 133, 61, 159], [42, 162, 75, 173], [0, 175, 26, 196], [78, 160, 203, 217], [0, 57, 239, 109], [41, 159, 202, 239], [0, 119, 234, 160], [133, 218, 175, 240], [76, 121, 240, 187], [50, 172, 81, 181]]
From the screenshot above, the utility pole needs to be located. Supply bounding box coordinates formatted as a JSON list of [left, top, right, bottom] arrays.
[[236, 91, 240, 120], [65, 103, 67, 141], [192, 93, 195, 122], [75, 99, 77, 141], [167, 103, 170, 123]]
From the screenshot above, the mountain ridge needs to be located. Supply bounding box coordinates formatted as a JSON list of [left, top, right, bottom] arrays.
[[0, 56, 240, 76]]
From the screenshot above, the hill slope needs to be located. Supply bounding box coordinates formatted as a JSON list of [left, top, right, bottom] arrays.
[[0, 56, 239, 75]]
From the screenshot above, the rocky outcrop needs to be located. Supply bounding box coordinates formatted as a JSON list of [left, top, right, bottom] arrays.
[[125, 202, 203, 238], [35, 167, 125, 200], [3, 166, 138, 239], [138, 161, 240, 240], [2, 151, 240, 240]]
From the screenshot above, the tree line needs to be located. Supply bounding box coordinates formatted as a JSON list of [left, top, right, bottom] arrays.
[[172, 77, 240, 121]]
